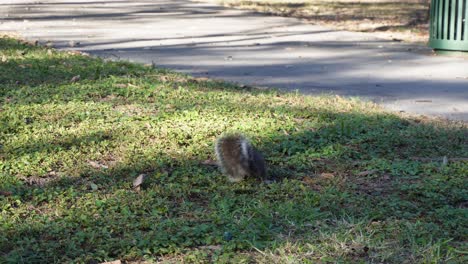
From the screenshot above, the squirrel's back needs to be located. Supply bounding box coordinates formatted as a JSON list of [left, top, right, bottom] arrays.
[[215, 134, 266, 182]]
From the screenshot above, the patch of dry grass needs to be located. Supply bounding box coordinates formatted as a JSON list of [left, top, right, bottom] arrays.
[[204, 0, 430, 43]]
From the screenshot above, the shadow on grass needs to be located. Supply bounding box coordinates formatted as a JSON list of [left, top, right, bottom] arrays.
[[1, 36, 467, 263], [2, 108, 466, 262]]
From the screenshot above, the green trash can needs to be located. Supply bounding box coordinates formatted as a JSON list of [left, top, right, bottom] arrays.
[[429, 0, 468, 51]]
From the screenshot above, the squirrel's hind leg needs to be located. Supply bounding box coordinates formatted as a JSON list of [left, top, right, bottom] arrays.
[[227, 165, 248, 182]]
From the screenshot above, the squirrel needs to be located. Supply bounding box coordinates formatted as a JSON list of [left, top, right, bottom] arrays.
[[214, 134, 267, 182]]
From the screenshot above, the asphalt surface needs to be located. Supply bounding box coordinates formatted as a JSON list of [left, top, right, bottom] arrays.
[[1, 0, 467, 121]]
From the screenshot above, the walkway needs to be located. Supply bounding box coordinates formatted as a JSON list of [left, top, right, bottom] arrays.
[[1, 0, 467, 120]]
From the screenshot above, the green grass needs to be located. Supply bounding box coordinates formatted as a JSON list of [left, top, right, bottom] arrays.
[[0, 36, 467, 263]]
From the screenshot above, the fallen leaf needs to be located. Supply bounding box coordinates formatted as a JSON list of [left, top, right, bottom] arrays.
[[100, 260, 121, 264], [46, 170, 58, 176], [0, 190, 12, 196], [127, 83, 140, 88], [320, 173, 335, 179], [382, 174, 391, 181], [302, 176, 316, 184], [133, 174, 146, 190], [70, 75, 81, 83], [88, 161, 108, 169], [21, 176, 54, 187], [158, 76, 169, 82], [201, 159, 217, 166], [199, 245, 222, 250], [115, 83, 127, 88], [357, 170, 377, 176], [192, 77, 209, 82]]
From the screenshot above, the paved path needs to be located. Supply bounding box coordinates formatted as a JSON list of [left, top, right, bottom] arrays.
[[1, 0, 467, 121]]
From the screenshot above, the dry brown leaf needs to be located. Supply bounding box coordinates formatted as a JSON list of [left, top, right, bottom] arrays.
[[357, 170, 378, 176], [0, 190, 13, 196], [127, 83, 140, 88], [133, 174, 146, 190], [301, 176, 323, 191], [21, 176, 54, 187], [100, 260, 121, 264], [88, 161, 108, 169], [382, 174, 391, 181], [114, 83, 127, 88], [320, 173, 335, 179], [199, 245, 222, 250], [302, 176, 316, 185], [192, 77, 209, 82], [201, 159, 217, 166], [158, 76, 169, 82], [70, 75, 81, 83]]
